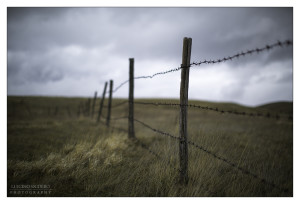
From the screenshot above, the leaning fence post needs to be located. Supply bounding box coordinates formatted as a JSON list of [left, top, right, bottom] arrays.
[[91, 91, 97, 118], [106, 80, 113, 126], [128, 58, 135, 138], [179, 37, 192, 184], [97, 82, 108, 122]]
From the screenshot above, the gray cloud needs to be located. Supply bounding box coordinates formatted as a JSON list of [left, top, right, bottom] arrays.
[[7, 7, 293, 106]]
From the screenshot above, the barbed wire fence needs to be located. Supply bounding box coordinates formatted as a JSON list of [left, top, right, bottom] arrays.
[[77, 38, 293, 195]]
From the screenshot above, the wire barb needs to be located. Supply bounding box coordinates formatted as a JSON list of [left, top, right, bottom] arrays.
[[133, 101, 292, 121], [186, 140, 290, 194], [133, 132, 217, 195], [132, 118, 289, 194], [112, 40, 292, 93], [190, 40, 292, 67]]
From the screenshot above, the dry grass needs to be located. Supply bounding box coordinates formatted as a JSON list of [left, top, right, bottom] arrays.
[[7, 96, 293, 197]]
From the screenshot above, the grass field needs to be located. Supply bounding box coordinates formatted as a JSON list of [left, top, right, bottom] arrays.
[[7, 96, 293, 197]]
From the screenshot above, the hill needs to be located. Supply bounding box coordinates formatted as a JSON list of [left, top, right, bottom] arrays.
[[7, 96, 293, 197], [257, 101, 293, 115]]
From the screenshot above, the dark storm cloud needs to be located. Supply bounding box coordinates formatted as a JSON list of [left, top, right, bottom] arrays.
[[7, 7, 67, 21], [7, 8, 69, 51], [7, 7, 292, 60], [7, 7, 293, 105], [188, 8, 292, 65]]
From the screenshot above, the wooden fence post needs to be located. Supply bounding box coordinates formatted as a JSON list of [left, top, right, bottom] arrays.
[[97, 82, 108, 122], [128, 58, 135, 138], [91, 91, 97, 118], [179, 37, 192, 184], [106, 80, 113, 126]]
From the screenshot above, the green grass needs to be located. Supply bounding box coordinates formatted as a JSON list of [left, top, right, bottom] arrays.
[[7, 96, 293, 197]]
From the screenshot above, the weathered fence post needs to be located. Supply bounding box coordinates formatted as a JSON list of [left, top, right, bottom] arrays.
[[106, 80, 113, 126], [179, 37, 192, 184], [91, 91, 97, 118], [128, 58, 135, 138], [97, 82, 108, 122]]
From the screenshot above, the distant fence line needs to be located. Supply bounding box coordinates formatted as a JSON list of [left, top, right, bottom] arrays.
[[77, 37, 292, 194]]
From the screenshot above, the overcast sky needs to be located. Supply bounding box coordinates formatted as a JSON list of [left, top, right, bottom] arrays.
[[7, 7, 293, 106]]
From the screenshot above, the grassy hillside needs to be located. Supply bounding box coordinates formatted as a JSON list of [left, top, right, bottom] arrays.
[[257, 101, 293, 115], [7, 96, 293, 197]]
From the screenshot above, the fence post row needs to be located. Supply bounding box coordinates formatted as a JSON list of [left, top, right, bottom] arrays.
[[179, 37, 192, 185], [97, 82, 108, 122], [91, 91, 97, 118], [106, 80, 113, 126], [128, 58, 135, 138]]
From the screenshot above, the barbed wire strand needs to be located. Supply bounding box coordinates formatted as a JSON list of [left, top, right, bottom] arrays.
[[190, 40, 292, 67], [186, 140, 290, 194], [133, 101, 292, 120], [102, 100, 128, 108], [109, 116, 129, 121], [133, 118, 290, 194], [113, 40, 292, 93], [134, 118, 180, 140], [132, 137, 217, 195], [97, 116, 128, 133]]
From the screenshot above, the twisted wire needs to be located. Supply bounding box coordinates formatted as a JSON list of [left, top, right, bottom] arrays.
[[190, 40, 292, 67], [133, 101, 291, 120], [103, 100, 128, 108], [112, 80, 129, 93], [109, 116, 129, 121], [134, 118, 180, 141], [112, 40, 292, 93], [132, 137, 217, 195], [133, 118, 289, 193], [186, 140, 290, 193]]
